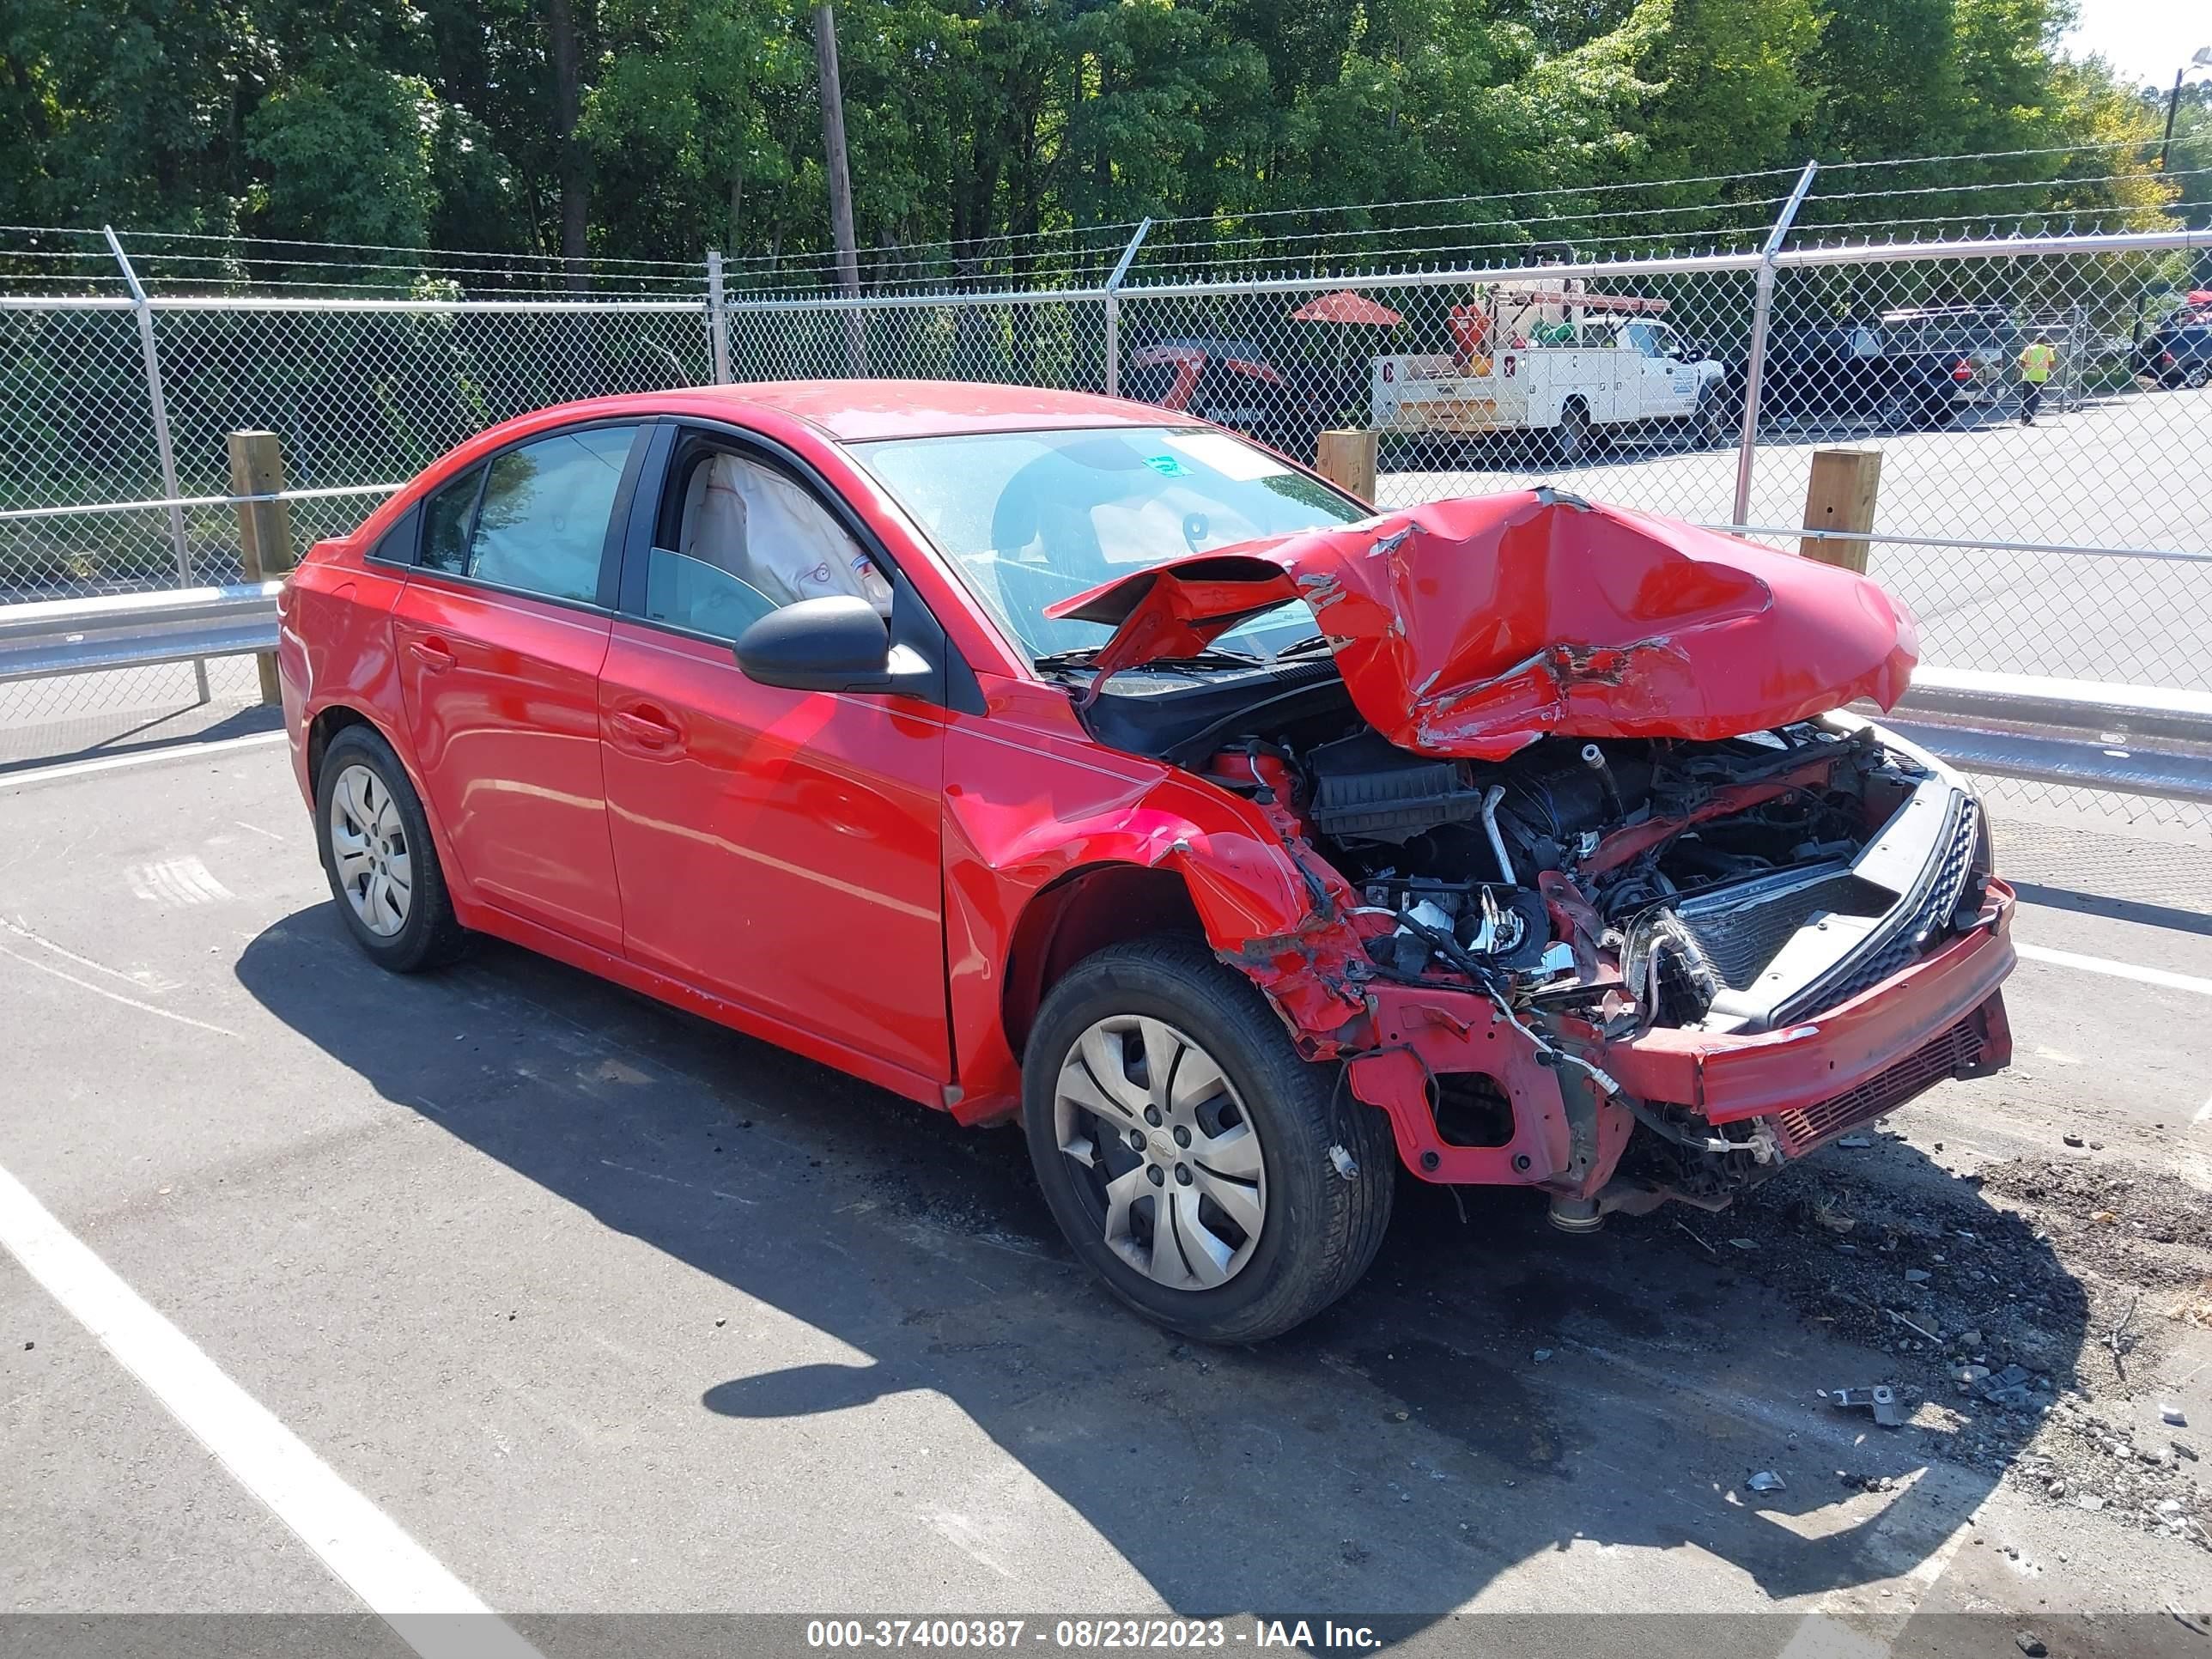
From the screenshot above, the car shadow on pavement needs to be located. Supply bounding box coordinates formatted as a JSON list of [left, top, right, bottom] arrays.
[[237, 907, 2088, 1619]]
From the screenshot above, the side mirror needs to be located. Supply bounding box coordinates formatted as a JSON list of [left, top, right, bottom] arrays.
[[734, 595, 921, 694]]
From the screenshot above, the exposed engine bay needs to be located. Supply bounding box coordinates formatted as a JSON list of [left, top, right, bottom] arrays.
[[1289, 719, 1982, 1025], [1189, 701, 1985, 1021], [1148, 686, 2002, 1216]]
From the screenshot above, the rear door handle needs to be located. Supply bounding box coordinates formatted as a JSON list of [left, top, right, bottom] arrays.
[[611, 708, 680, 750], [407, 639, 455, 672]]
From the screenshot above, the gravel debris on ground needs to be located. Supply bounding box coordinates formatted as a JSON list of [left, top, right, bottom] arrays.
[[1656, 1140, 2212, 1552]]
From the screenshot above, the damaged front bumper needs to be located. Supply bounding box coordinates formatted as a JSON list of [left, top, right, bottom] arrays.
[[1340, 878, 2015, 1214]]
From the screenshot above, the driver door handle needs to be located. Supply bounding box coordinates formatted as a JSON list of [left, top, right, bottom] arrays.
[[611, 708, 680, 750], [407, 638, 454, 672]]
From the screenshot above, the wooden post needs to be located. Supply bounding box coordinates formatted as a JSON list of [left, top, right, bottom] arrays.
[[1799, 446, 1881, 573], [227, 429, 295, 705], [1315, 429, 1377, 503]]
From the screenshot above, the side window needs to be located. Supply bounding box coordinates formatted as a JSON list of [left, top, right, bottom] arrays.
[[420, 466, 483, 574], [645, 448, 891, 641], [468, 425, 638, 603]]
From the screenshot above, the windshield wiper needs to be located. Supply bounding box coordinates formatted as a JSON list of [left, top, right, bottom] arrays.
[[1273, 633, 1336, 658], [1031, 646, 1264, 673]]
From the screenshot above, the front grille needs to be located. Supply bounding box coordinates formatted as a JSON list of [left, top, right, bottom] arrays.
[[1775, 795, 1981, 1022], [1769, 1014, 1985, 1155]]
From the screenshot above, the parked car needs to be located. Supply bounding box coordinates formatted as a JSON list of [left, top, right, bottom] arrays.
[[1122, 337, 1348, 457], [1729, 306, 2022, 431], [278, 383, 2016, 1342], [2138, 315, 2212, 388], [1759, 324, 1961, 430]]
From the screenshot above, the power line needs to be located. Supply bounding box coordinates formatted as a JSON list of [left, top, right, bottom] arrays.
[[1141, 167, 1808, 231], [114, 226, 705, 270], [1818, 135, 2199, 170]]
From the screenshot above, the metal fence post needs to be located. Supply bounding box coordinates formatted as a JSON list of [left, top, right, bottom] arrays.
[[705, 251, 732, 384], [1730, 162, 1820, 529], [1102, 218, 1154, 397], [103, 225, 207, 701]]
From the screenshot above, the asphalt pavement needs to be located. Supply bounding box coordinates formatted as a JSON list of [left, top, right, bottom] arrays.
[[1, 738, 2208, 1653]]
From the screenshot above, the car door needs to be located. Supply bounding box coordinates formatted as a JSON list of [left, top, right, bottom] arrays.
[[596, 427, 952, 1083], [389, 420, 646, 952], [1630, 323, 1696, 419]]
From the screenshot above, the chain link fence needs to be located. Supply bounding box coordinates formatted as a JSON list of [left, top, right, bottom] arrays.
[[0, 283, 720, 743], [3, 210, 2207, 837]]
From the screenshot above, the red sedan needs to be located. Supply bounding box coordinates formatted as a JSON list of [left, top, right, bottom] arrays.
[[277, 382, 2014, 1342]]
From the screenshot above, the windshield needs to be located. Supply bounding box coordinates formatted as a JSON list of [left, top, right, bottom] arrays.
[[848, 425, 1369, 664]]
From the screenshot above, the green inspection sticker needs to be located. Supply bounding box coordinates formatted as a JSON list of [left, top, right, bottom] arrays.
[[1141, 453, 1191, 477]]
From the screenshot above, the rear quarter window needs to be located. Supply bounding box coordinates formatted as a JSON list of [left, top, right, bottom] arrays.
[[363, 503, 422, 566], [420, 466, 484, 574]]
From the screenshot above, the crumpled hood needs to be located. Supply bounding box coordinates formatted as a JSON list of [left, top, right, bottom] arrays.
[[1043, 490, 1919, 759]]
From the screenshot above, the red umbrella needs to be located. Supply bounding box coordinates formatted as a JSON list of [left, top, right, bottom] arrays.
[[1290, 290, 1404, 325]]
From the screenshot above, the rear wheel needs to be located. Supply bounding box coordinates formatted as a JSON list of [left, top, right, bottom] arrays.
[[1022, 937, 1394, 1343], [1692, 390, 1735, 449], [315, 724, 466, 973], [1553, 399, 1593, 465]]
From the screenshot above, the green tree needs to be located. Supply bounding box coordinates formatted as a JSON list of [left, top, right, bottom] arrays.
[[247, 63, 443, 246]]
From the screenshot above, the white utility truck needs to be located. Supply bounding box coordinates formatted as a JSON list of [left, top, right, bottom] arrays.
[[1368, 284, 1730, 459]]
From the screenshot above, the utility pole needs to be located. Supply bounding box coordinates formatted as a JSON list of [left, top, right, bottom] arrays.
[[546, 0, 592, 292], [2136, 47, 2210, 345], [2164, 65, 2186, 170], [2162, 50, 2212, 169], [812, 3, 867, 373]]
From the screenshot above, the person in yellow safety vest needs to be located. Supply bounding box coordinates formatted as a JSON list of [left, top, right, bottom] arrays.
[[2019, 335, 2057, 426]]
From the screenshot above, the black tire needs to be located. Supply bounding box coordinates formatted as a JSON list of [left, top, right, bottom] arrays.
[[1553, 399, 1593, 465], [1693, 389, 1735, 449], [1021, 937, 1395, 1343], [314, 723, 467, 973]]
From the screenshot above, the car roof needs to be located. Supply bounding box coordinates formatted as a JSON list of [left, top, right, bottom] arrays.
[[658, 379, 1172, 441]]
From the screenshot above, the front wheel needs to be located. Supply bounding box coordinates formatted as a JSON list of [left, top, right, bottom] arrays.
[[1022, 937, 1395, 1343]]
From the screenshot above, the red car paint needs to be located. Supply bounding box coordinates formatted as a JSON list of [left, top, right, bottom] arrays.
[[278, 382, 2011, 1216], [1048, 492, 1919, 760]]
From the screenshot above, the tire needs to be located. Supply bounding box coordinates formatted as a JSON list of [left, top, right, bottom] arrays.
[[314, 723, 467, 973], [1870, 388, 1913, 434], [1693, 391, 1735, 449], [1553, 399, 1592, 465], [1022, 937, 1395, 1343]]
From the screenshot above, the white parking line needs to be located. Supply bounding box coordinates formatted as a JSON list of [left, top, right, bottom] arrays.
[[2195, 1090, 2212, 1128], [0, 945, 237, 1038], [0, 729, 288, 790], [2014, 941, 2212, 998], [0, 1160, 540, 1659]]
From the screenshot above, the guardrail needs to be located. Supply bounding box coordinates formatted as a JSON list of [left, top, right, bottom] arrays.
[[2, 585, 2208, 804], [1879, 666, 2212, 805], [0, 582, 281, 684]]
